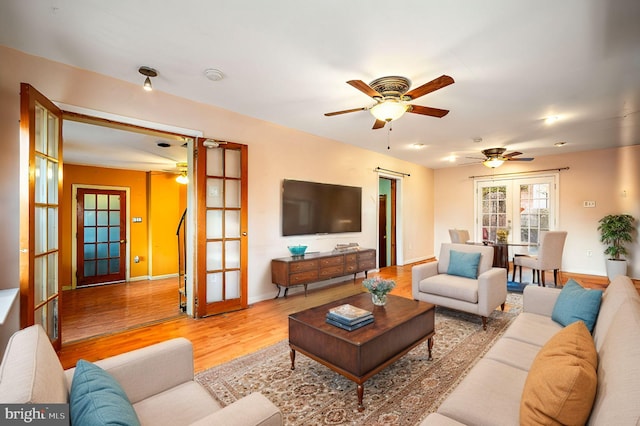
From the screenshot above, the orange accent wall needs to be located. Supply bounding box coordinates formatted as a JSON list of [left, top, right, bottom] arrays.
[[61, 164, 185, 287], [149, 172, 187, 277]]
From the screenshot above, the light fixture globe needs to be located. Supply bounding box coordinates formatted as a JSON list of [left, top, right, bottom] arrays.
[[483, 157, 505, 168], [370, 100, 409, 122]]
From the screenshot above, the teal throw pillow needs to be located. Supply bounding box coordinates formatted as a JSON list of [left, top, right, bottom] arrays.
[[551, 279, 603, 333], [70, 360, 141, 426], [447, 250, 482, 279]]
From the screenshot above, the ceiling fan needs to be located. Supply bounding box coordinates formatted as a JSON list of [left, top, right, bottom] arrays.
[[324, 75, 454, 129], [470, 148, 534, 168]]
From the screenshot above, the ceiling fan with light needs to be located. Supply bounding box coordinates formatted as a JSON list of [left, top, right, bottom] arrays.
[[470, 148, 534, 168], [324, 75, 454, 129]]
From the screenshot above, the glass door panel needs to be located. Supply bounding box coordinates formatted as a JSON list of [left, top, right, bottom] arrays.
[[20, 84, 63, 348], [197, 139, 248, 317], [76, 189, 126, 286]]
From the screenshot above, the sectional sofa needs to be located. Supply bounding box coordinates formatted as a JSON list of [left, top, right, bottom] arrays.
[[0, 326, 283, 425], [421, 275, 640, 425]]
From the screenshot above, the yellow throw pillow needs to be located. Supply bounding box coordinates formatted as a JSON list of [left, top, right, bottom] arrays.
[[520, 321, 598, 425]]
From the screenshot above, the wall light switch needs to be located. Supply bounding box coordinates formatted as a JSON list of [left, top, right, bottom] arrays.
[[583, 201, 596, 208]]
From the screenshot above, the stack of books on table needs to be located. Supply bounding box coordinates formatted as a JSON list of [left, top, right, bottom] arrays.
[[326, 304, 374, 331]]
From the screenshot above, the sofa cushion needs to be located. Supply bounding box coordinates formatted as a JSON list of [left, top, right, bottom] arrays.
[[419, 275, 478, 304], [502, 312, 563, 347], [592, 275, 640, 351], [588, 298, 640, 425], [437, 358, 528, 425], [70, 360, 141, 426], [520, 321, 598, 426], [551, 279, 603, 332], [133, 381, 222, 425], [447, 250, 481, 279], [0, 324, 68, 404]]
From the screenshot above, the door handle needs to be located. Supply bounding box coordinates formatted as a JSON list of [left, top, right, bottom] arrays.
[[120, 240, 126, 243], [242, 232, 247, 236]]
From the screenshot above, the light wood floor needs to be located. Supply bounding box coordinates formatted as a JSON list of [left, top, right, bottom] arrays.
[[59, 261, 532, 372]]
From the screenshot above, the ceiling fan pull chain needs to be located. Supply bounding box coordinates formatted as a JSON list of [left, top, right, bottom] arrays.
[[387, 124, 392, 150]]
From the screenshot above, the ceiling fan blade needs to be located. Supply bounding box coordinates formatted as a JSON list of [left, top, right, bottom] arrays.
[[404, 75, 454, 100], [324, 107, 367, 116], [347, 80, 381, 98], [372, 119, 386, 129], [408, 105, 450, 118], [503, 151, 523, 158], [507, 157, 534, 161]]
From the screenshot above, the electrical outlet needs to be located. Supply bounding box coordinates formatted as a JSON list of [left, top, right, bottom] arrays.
[[586, 250, 592, 257], [583, 201, 596, 208]]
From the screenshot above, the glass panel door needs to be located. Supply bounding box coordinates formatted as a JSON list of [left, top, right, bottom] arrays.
[[76, 189, 126, 286], [20, 84, 63, 349], [477, 182, 512, 243], [475, 174, 558, 263], [196, 139, 248, 317]]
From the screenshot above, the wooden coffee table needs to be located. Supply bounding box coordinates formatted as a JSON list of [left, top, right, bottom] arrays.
[[288, 293, 435, 411]]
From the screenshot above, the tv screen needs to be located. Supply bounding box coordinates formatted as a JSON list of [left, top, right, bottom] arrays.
[[282, 179, 362, 236]]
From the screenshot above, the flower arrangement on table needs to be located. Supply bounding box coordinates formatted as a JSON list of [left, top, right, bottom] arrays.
[[362, 277, 396, 306]]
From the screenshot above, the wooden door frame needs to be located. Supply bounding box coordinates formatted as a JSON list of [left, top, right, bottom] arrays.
[[195, 139, 248, 318], [19, 83, 63, 349], [70, 184, 131, 289], [378, 174, 403, 266], [378, 194, 388, 267]]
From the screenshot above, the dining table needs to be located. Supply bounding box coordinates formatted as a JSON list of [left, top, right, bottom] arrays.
[[472, 241, 536, 269]]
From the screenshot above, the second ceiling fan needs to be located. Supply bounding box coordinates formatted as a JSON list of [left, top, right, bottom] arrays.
[[471, 148, 534, 168], [325, 74, 454, 129]]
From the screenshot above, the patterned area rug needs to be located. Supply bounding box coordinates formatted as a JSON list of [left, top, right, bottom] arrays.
[[196, 293, 522, 426]]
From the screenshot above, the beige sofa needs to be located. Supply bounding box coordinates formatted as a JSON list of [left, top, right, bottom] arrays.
[[0, 326, 283, 426], [413, 243, 507, 329], [421, 275, 640, 425]]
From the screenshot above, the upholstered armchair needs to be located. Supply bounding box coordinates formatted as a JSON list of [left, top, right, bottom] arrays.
[[512, 231, 567, 286], [412, 243, 507, 330], [448, 229, 471, 244]]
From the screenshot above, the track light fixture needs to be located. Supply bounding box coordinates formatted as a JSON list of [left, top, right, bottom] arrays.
[[138, 66, 157, 92]]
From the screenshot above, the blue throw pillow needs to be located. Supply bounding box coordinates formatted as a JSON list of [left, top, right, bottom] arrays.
[[551, 279, 603, 333], [70, 360, 141, 426], [447, 250, 482, 279]]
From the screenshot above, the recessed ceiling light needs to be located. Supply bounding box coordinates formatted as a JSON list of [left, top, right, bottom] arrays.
[[204, 68, 224, 81], [554, 141, 567, 147], [473, 137, 483, 143], [447, 155, 457, 162], [411, 143, 425, 149]]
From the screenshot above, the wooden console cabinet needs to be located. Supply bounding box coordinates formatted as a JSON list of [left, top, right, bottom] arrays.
[[271, 249, 376, 297]]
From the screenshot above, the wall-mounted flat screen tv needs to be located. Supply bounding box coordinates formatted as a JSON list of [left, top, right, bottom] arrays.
[[282, 179, 362, 236]]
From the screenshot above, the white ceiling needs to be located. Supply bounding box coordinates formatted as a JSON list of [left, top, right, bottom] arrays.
[[1, 0, 639, 170]]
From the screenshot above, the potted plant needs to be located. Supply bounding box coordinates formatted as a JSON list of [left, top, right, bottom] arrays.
[[597, 214, 636, 281]]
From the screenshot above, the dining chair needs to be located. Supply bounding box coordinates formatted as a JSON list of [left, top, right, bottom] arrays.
[[512, 231, 567, 286], [449, 229, 471, 244]]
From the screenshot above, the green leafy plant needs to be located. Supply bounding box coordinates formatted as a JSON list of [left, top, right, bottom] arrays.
[[362, 277, 396, 296], [597, 214, 636, 260]]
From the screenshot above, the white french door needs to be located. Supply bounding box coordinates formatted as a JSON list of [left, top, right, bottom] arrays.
[[475, 174, 558, 246]]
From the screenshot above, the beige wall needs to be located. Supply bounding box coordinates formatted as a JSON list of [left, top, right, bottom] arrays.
[[435, 145, 640, 278], [0, 46, 435, 345]]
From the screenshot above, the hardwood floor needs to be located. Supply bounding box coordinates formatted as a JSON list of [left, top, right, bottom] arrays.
[[59, 261, 530, 373], [57, 258, 639, 372], [61, 277, 185, 343]]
